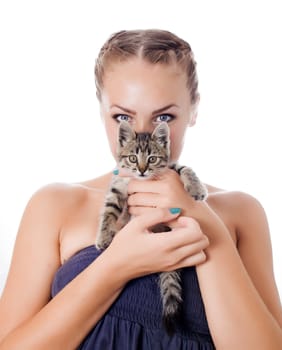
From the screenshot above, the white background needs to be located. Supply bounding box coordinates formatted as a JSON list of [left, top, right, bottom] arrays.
[[0, 0, 281, 296]]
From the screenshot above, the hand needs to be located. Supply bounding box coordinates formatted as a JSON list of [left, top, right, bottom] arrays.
[[126, 168, 200, 222], [104, 207, 209, 280]]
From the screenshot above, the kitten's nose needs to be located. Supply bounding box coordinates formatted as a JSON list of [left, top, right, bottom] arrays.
[[138, 166, 148, 176]]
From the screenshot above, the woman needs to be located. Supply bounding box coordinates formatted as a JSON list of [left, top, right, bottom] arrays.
[[0, 29, 281, 349]]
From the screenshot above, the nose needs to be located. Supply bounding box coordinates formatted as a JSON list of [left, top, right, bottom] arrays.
[[133, 120, 153, 134]]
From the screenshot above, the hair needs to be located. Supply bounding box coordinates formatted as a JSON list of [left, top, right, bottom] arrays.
[[94, 29, 199, 105]]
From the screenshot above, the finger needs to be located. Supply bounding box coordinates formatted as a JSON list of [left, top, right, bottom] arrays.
[[160, 225, 209, 250], [162, 250, 207, 272], [176, 236, 209, 258], [127, 178, 162, 194], [113, 168, 134, 178], [128, 207, 181, 231], [172, 251, 207, 270], [176, 216, 201, 229], [128, 206, 155, 216], [170, 217, 208, 242], [128, 192, 160, 207]]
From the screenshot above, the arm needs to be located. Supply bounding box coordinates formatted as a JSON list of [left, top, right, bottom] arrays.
[[195, 200, 282, 349], [0, 184, 125, 349], [235, 192, 282, 326], [0, 184, 207, 349]]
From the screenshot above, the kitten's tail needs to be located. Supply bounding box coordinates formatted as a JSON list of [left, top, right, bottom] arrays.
[[160, 270, 182, 335]]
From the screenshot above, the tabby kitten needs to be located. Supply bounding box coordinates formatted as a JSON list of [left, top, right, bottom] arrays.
[[96, 121, 207, 334]]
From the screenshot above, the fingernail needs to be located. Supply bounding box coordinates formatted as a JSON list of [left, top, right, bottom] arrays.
[[169, 207, 181, 214], [113, 169, 119, 175]]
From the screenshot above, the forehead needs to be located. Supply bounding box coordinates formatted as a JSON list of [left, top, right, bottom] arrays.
[[101, 58, 190, 108]]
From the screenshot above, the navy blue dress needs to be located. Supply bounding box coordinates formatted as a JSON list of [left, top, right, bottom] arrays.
[[51, 245, 215, 349]]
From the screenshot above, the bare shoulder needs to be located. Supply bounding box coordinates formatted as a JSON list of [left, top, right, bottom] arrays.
[[207, 185, 266, 222], [207, 183, 261, 204], [30, 181, 90, 207], [26, 180, 104, 220], [206, 183, 272, 247], [205, 184, 269, 242], [227, 191, 268, 229]]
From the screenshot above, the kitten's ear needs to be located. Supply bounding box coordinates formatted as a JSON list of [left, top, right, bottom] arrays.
[[118, 121, 135, 147], [151, 122, 170, 147]]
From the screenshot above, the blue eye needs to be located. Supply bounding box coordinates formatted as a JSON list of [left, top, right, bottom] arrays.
[[155, 114, 174, 123], [113, 114, 131, 122]]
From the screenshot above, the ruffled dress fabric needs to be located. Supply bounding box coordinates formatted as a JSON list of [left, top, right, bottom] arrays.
[[51, 245, 215, 349]]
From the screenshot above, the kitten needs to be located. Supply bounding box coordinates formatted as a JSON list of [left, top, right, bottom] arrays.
[[96, 121, 208, 334]]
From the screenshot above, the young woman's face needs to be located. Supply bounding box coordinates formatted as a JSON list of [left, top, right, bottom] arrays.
[[99, 58, 198, 163]]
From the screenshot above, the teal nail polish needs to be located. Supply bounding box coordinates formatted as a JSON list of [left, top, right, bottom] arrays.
[[113, 169, 119, 175], [169, 207, 181, 214]]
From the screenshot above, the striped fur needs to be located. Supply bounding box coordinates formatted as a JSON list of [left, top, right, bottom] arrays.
[[96, 121, 207, 334]]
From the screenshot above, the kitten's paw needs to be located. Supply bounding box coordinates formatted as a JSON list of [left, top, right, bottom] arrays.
[[180, 167, 208, 201], [95, 229, 116, 250], [188, 182, 208, 201], [95, 239, 110, 251]]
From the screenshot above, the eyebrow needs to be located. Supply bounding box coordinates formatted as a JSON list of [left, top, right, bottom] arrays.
[[110, 104, 179, 115]]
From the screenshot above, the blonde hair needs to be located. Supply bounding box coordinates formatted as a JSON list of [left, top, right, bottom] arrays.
[[94, 29, 199, 105]]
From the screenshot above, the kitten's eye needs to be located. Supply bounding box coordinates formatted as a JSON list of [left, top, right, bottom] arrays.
[[148, 156, 158, 163], [155, 114, 174, 123], [128, 155, 137, 163], [113, 114, 131, 122]]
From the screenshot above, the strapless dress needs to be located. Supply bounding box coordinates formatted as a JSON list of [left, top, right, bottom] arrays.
[[51, 245, 215, 349]]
